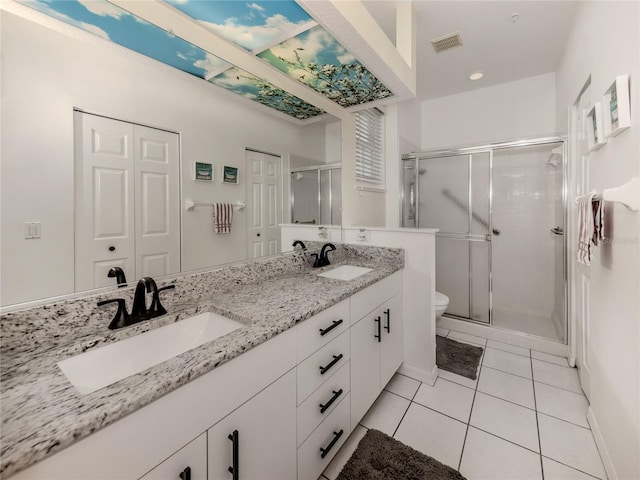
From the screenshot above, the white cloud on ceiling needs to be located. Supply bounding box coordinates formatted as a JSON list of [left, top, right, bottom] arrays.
[[77, 0, 126, 19], [22, 0, 110, 39], [193, 52, 231, 76], [199, 13, 307, 51]]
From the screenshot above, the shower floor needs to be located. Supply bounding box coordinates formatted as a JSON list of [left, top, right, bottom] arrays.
[[492, 308, 561, 342]]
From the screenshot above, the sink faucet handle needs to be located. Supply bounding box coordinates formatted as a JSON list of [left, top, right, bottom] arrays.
[[97, 298, 130, 330], [149, 284, 176, 317]]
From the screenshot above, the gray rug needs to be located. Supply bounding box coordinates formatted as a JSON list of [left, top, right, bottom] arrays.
[[337, 429, 467, 480], [436, 336, 483, 380]]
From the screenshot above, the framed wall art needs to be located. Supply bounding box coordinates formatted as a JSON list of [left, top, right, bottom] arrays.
[[602, 74, 631, 138], [586, 103, 606, 152], [223, 166, 239, 184], [193, 162, 213, 181]]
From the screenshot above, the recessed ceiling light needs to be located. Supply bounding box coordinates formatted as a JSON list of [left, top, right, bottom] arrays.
[[469, 72, 484, 81]]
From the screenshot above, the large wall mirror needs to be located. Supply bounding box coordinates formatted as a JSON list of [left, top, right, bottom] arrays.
[[0, 3, 344, 307]]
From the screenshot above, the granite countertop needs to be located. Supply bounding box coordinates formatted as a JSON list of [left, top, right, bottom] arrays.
[[0, 247, 403, 478]]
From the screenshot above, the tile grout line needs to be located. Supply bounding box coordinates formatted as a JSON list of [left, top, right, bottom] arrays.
[[531, 349, 545, 480], [456, 341, 486, 472], [390, 379, 420, 438]]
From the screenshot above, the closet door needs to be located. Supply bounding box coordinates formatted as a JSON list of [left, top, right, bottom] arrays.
[[75, 112, 180, 291], [75, 112, 135, 291], [134, 125, 180, 278]]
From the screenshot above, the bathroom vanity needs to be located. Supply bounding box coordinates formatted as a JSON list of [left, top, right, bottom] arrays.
[[0, 245, 403, 479]]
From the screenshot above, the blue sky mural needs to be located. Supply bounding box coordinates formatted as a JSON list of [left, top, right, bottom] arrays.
[[168, 0, 314, 52], [19, 0, 391, 117]]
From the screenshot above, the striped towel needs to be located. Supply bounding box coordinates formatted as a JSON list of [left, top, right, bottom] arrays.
[[591, 198, 606, 246], [576, 193, 596, 265], [213, 203, 233, 234]]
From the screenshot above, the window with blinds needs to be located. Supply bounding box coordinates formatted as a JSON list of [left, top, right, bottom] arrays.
[[355, 108, 384, 186]]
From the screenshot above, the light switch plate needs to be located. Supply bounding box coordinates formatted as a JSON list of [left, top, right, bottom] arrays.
[[24, 221, 41, 239]]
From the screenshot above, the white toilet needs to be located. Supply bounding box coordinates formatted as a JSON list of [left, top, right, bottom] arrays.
[[435, 291, 450, 319]]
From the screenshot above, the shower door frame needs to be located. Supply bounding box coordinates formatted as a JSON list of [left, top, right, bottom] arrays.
[[402, 135, 568, 343], [290, 163, 341, 225]]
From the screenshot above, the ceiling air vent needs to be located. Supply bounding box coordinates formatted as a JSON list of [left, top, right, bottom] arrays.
[[430, 32, 463, 53]]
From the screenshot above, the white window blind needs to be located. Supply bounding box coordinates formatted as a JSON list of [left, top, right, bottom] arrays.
[[355, 108, 384, 186]]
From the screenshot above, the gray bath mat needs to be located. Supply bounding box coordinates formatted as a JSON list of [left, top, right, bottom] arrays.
[[436, 336, 483, 380], [337, 428, 466, 480]]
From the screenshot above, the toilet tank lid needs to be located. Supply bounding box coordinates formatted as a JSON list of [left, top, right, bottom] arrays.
[[435, 291, 449, 306]]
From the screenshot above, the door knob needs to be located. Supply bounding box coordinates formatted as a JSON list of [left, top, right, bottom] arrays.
[[492, 229, 501, 236]]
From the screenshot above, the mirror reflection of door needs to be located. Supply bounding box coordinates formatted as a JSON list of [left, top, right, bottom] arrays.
[[74, 112, 180, 291], [246, 149, 282, 259]]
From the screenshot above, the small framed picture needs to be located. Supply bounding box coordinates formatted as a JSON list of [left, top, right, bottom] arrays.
[[585, 103, 606, 152], [602, 74, 631, 138], [193, 162, 213, 181], [223, 165, 239, 184]]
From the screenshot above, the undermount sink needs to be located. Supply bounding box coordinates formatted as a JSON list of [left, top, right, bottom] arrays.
[[317, 265, 373, 281], [58, 312, 243, 395]]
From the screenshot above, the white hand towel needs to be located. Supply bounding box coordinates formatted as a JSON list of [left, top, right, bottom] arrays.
[[576, 193, 596, 265], [213, 203, 233, 234]]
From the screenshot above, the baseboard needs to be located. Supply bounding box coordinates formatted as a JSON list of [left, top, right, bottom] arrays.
[[587, 406, 618, 480], [398, 362, 438, 386]]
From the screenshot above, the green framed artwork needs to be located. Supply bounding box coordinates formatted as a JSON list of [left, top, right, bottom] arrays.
[[194, 162, 213, 181], [223, 166, 239, 184]]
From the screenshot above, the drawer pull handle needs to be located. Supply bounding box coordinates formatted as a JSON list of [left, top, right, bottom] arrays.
[[374, 316, 381, 342], [383, 308, 391, 333], [179, 466, 191, 480], [319, 389, 344, 414], [320, 429, 344, 459], [228, 430, 239, 480], [319, 319, 343, 336], [319, 354, 343, 375]]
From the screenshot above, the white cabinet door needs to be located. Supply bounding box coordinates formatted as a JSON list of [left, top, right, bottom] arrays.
[[139, 434, 206, 480], [380, 293, 404, 388], [208, 370, 297, 480], [349, 310, 381, 430]]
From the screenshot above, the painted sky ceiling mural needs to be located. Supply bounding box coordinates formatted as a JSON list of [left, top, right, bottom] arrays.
[[20, 0, 393, 120]]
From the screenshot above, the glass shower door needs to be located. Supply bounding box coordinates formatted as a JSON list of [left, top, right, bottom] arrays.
[[417, 152, 491, 323]]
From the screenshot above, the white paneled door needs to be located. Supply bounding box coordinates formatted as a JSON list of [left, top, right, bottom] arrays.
[[75, 112, 180, 291], [246, 149, 281, 259]]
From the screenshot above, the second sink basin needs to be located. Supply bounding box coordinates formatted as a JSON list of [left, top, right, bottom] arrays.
[[58, 312, 243, 395], [317, 265, 373, 281]]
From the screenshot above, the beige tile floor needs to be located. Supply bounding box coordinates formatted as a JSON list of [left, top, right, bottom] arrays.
[[319, 328, 607, 480]]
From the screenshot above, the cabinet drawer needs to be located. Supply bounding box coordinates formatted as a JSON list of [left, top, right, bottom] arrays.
[[139, 433, 206, 480], [296, 299, 349, 362], [297, 393, 351, 480], [297, 360, 350, 446], [297, 330, 350, 405], [350, 271, 402, 324]]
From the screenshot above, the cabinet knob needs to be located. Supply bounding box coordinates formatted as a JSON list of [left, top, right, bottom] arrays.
[[179, 466, 191, 480], [108, 246, 116, 252]]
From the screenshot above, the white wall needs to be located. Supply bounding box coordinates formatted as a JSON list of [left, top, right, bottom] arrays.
[[555, 2, 640, 478], [421, 73, 557, 149], [0, 11, 326, 306]]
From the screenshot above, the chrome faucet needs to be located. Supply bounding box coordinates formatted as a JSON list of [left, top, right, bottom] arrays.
[[313, 243, 336, 268]]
